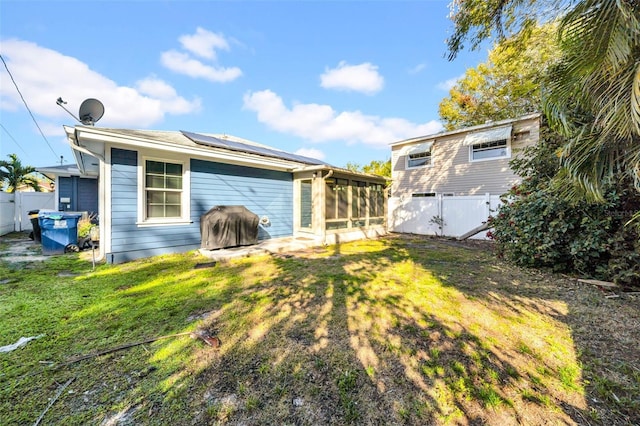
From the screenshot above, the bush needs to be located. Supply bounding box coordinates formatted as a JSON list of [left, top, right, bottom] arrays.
[[488, 130, 640, 288]]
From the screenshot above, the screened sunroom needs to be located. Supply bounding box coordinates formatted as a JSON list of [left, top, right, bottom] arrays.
[[293, 167, 388, 245]]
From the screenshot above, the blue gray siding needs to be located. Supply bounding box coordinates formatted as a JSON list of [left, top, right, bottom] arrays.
[[58, 176, 98, 213], [191, 159, 293, 240], [108, 148, 294, 263]]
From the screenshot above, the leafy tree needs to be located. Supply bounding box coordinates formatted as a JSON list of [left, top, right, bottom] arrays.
[[446, 0, 640, 201], [439, 23, 560, 130], [0, 153, 41, 192], [345, 162, 361, 172], [362, 159, 391, 179], [343, 159, 391, 179]]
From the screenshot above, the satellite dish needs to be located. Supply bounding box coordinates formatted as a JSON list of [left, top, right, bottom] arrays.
[[78, 98, 104, 125]]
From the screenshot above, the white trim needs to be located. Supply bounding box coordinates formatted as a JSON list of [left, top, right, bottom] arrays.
[[390, 112, 539, 147], [136, 151, 191, 226], [135, 220, 192, 227], [103, 146, 112, 256]]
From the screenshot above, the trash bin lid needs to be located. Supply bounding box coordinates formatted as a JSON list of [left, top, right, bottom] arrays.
[[38, 211, 64, 220]]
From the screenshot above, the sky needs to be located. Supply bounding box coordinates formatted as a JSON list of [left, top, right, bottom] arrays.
[[0, 0, 488, 170]]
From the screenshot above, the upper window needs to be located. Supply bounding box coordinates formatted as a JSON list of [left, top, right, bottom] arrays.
[[464, 125, 511, 162], [145, 160, 183, 219], [404, 141, 433, 169], [470, 139, 508, 161], [407, 151, 431, 168]]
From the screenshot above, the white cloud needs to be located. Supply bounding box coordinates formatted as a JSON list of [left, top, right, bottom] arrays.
[[0, 39, 201, 131], [162, 28, 242, 83], [295, 147, 325, 160], [408, 63, 427, 75], [161, 50, 242, 83], [179, 27, 229, 60], [136, 76, 179, 99], [437, 74, 464, 91], [320, 61, 384, 95], [243, 90, 442, 148]]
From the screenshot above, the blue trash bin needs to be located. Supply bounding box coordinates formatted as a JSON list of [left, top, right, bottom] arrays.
[[38, 211, 83, 255]]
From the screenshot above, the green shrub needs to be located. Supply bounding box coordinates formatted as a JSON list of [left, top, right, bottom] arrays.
[[487, 130, 640, 288]]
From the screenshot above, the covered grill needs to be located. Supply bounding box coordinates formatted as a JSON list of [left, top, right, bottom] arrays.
[[200, 205, 260, 250]]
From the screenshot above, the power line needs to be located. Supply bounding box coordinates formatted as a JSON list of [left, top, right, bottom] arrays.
[[0, 122, 31, 158], [0, 54, 59, 160]]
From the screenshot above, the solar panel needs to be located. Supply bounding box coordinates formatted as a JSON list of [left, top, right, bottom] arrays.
[[181, 131, 329, 166]]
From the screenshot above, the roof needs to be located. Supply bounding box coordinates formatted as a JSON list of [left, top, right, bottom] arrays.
[[181, 131, 329, 166], [64, 126, 387, 182], [389, 112, 541, 147], [36, 164, 87, 178], [72, 126, 329, 167]]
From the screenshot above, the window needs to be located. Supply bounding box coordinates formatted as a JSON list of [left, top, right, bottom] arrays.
[[300, 179, 312, 229], [407, 151, 431, 168], [321, 177, 385, 230], [464, 125, 511, 162], [404, 141, 433, 169], [412, 192, 436, 197], [368, 183, 384, 224], [325, 178, 349, 229], [145, 160, 183, 219], [470, 139, 508, 161], [352, 181, 368, 227]]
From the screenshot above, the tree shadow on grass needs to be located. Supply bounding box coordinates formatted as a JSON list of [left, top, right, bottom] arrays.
[[4, 235, 638, 425], [158, 236, 598, 425]]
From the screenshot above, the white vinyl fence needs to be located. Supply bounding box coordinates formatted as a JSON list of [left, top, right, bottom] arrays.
[[0, 192, 55, 236], [0, 192, 14, 235], [388, 193, 503, 239]]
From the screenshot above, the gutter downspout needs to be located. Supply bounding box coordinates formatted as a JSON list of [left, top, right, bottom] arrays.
[[70, 128, 106, 262]]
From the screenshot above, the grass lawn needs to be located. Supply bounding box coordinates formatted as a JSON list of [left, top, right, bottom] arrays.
[[0, 233, 638, 425]]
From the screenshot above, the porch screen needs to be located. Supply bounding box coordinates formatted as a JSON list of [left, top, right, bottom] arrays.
[[352, 181, 367, 227], [325, 178, 349, 229]]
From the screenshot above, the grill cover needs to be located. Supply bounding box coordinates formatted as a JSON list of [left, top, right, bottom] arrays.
[[200, 205, 260, 250]]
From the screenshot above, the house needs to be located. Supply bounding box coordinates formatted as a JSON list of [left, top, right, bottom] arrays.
[[388, 113, 541, 238], [64, 125, 387, 263], [36, 164, 98, 213]]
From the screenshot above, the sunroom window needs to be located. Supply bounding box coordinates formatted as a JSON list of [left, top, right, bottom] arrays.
[[325, 178, 349, 229], [145, 160, 183, 219]]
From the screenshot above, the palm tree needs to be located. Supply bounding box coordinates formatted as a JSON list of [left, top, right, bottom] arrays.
[[0, 153, 41, 192], [447, 0, 640, 201], [543, 0, 640, 201]]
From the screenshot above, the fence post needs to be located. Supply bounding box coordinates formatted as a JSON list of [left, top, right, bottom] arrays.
[[484, 193, 491, 219], [14, 192, 22, 231], [438, 193, 444, 236]]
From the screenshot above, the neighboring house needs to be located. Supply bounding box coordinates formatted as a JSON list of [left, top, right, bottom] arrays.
[[36, 164, 98, 213], [388, 113, 541, 238], [14, 176, 54, 193], [65, 125, 387, 264]]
